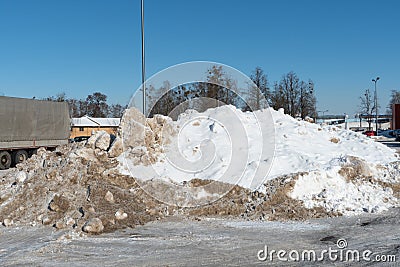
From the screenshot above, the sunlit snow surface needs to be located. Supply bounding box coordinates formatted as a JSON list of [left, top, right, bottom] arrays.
[[120, 105, 397, 185], [119, 105, 399, 214]]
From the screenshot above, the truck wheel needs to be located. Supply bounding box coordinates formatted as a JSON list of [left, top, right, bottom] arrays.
[[13, 150, 29, 165], [0, 151, 12, 170]]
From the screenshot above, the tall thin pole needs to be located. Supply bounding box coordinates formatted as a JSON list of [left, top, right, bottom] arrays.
[[372, 77, 380, 135], [375, 82, 377, 134], [141, 0, 146, 115]]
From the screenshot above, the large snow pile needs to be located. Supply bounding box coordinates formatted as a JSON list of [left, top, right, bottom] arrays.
[[119, 105, 400, 215], [1, 105, 399, 234]]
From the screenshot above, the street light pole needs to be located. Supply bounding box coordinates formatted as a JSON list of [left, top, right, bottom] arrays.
[[141, 0, 146, 115], [372, 77, 380, 135]]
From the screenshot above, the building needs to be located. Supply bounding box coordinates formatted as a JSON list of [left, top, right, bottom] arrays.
[[70, 115, 120, 139], [392, 104, 400, 130]]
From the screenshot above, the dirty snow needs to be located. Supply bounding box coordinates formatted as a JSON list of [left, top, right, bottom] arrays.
[[119, 105, 400, 215], [1, 105, 400, 235]]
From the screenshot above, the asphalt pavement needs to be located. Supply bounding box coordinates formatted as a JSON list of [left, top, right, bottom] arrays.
[[377, 138, 400, 152]]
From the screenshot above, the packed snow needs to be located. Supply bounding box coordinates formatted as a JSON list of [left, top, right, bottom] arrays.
[[119, 105, 400, 215], [290, 166, 397, 214], [119, 105, 397, 185], [120, 105, 274, 190]]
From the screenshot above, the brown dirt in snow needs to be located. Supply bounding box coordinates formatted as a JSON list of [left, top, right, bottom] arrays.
[[0, 143, 169, 233], [337, 157, 400, 199], [375, 181, 400, 199], [120, 108, 177, 166], [182, 174, 340, 221], [247, 174, 341, 221], [330, 137, 340, 143], [0, 140, 336, 234], [338, 156, 373, 183]]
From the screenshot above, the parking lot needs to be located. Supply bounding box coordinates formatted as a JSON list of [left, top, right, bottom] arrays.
[[380, 140, 400, 152]]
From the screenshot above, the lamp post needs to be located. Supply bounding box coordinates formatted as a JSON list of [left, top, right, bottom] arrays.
[[372, 77, 380, 135], [141, 0, 146, 115], [356, 113, 362, 127]]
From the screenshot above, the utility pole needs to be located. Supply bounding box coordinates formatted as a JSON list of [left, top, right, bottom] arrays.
[[372, 77, 380, 135], [141, 0, 146, 115]]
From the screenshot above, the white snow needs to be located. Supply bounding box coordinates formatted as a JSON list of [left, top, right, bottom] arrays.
[[118, 105, 400, 215], [120, 105, 275, 189], [290, 168, 397, 214]]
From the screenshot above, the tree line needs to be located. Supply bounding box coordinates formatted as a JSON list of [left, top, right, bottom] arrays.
[[43, 92, 126, 118], [45, 66, 317, 120], [146, 66, 317, 120]]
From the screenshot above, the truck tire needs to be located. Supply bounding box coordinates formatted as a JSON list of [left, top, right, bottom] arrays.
[[0, 151, 12, 170], [13, 150, 29, 165]]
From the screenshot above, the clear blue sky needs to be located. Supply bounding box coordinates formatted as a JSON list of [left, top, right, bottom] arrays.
[[1, 0, 399, 115]]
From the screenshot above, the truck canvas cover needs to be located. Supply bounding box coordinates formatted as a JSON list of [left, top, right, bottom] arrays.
[[0, 96, 70, 142]]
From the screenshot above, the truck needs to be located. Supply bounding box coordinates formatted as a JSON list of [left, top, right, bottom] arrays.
[[0, 96, 70, 169]]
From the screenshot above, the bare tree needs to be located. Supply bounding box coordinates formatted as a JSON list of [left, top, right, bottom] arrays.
[[147, 65, 250, 117], [66, 98, 80, 117], [283, 72, 300, 117], [360, 89, 375, 130], [205, 65, 239, 106], [247, 67, 269, 110], [108, 103, 126, 118], [43, 92, 67, 102], [387, 90, 400, 114], [78, 99, 88, 117], [206, 65, 224, 105], [43, 92, 80, 117], [147, 81, 177, 117], [270, 72, 316, 119], [270, 81, 285, 111], [298, 80, 316, 119], [186, 65, 241, 112], [270, 72, 300, 117]]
